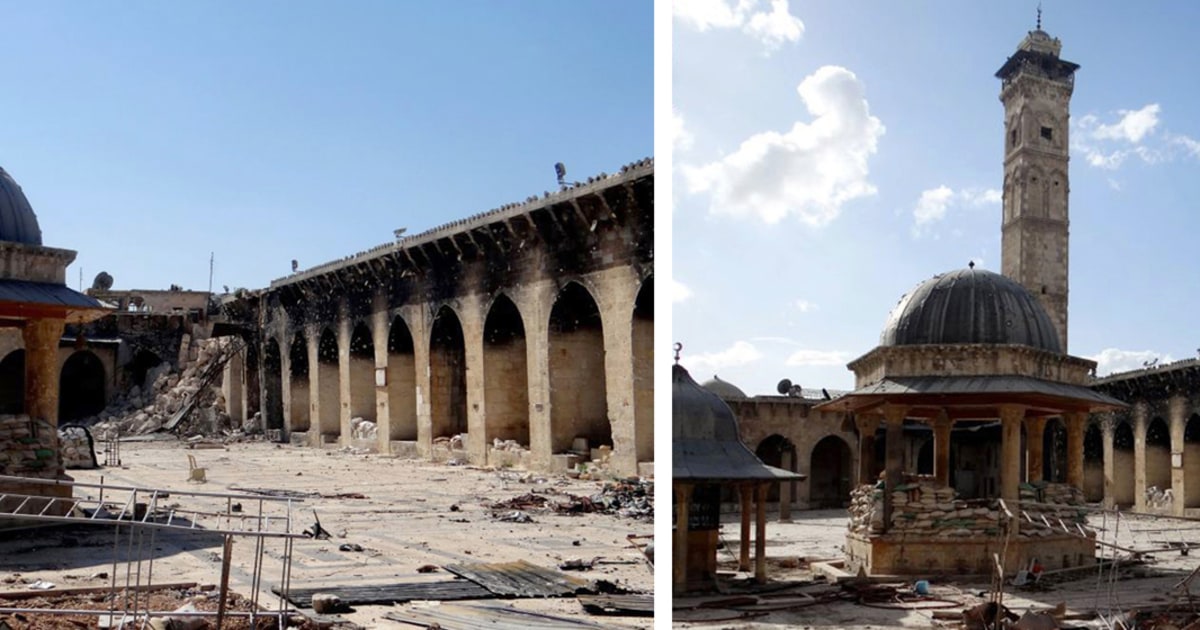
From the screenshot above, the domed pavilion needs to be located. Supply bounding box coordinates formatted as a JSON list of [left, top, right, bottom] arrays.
[[0, 166, 109, 517], [816, 265, 1126, 576]]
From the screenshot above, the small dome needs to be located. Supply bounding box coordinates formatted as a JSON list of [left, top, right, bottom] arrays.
[[880, 267, 1061, 353], [701, 374, 747, 399], [0, 167, 43, 246], [675, 365, 742, 442]]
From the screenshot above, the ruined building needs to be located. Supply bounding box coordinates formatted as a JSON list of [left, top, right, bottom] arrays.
[[215, 160, 656, 477]]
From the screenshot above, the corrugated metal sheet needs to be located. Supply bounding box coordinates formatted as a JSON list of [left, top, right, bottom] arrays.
[[0, 279, 105, 310], [274, 580, 491, 607], [384, 603, 607, 629], [442, 559, 589, 598]]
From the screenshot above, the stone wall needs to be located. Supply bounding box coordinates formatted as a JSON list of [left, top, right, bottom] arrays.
[[58, 426, 96, 469], [0, 415, 62, 480]]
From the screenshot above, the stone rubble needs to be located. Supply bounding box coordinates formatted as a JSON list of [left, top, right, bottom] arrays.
[[847, 475, 1092, 539], [0, 415, 63, 480], [82, 338, 240, 440], [57, 426, 97, 469]]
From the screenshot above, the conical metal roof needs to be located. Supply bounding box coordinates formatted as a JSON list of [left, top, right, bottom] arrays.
[[0, 167, 43, 246]]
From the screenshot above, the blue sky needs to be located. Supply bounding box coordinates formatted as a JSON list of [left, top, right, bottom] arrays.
[[0, 1, 651, 293], [673, 1, 1200, 394]]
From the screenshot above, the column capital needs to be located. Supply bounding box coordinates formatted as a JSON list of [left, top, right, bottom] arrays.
[[931, 408, 954, 430], [997, 404, 1026, 423], [1024, 415, 1048, 433], [880, 404, 909, 426], [855, 413, 881, 434]]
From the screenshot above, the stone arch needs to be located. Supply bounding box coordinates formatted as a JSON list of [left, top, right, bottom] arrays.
[[1113, 421, 1135, 507], [810, 434, 852, 508], [548, 282, 609, 456], [482, 294, 529, 449], [1083, 421, 1104, 502], [316, 327, 340, 439], [386, 314, 417, 441], [262, 338, 284, 432], [632, 276, 653, 463], [1043, 417, 1067, 483], [348, 321, 376, 430], [60, 350, 107, 422], [0, 350, 24, 414], [1146, 416, 1172, 497], [1184, 414, 1200, 509], [288, 333, 310, 433], [755, 434, 796, 503], [429, 305, 467, 439]]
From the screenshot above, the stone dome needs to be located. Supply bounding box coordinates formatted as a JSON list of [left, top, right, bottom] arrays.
[[880, 267, 1062, 353], [701, 374, 747, 399], [0, 167, 43, 246]]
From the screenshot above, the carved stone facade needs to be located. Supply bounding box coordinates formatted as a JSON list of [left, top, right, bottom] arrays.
[[998, 29, 1079, 350]]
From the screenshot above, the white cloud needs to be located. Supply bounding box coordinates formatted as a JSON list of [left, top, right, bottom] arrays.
[[911, 185, 1001, 236], [674, 0, 804, 52], [673, 108, 694, 152], [1093, 104, 1160, 143], [682, 340, 763, 375], [672, 279, 693, 303], [1087, 348, 1174, 376], [793, 299, 816, 313], [681, 65, 884, 225], [785, 348, 849, 366]]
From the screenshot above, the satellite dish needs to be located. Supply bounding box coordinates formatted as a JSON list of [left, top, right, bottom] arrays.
[[777, 379, 792, 395], [91, 271, 114, 291]]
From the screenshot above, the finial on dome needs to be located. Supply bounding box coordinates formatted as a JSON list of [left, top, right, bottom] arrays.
[[1036, 2, 1042, 30], [673, 342, 683, 364], [969, 260, 976, 269]]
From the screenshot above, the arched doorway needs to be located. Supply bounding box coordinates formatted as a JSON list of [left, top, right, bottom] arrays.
[[1083, 422, 1104, 502], [429, 306, 467, 439], [483, 295, 528, 447], [1185, 415, 1200, 509], [60, 351, 106, 422], [1146, 417, 1172, 498], [1043, 418, 1067, 483], [348, 322, 376, 427], [317, 328, 340, 439], [288, 334, 311, 433], [0, 350, 24, 414], [549, 282, 609, 455], [632, 277, 653, 463], [755, 434, 796, 502], [810, 435, 853, 508], [387, 315, 417, 441], [262, 339, 284, 432], [1113, 421, 1135, 507]]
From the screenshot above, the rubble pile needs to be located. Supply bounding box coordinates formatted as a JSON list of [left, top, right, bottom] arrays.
[[350, 417, 377, 441], [591, 478, 654, 520], [433, 434, 467, 451], [848, 477, 1091, 539], [491, 438, 527, 453], [57, 426, 97, 469], [86, 338, 237, 440]]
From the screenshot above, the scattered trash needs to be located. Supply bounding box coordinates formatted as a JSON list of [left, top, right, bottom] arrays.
[[303, 510, 332, 539], [338, 543, 364, 552], [417, 565, 439, 573], [495, 510, 534, 523], [559, 557, 601, 571], [28, 580, 55, 590]]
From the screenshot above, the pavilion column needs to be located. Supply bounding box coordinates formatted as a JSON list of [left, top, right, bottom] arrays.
[[1133, 402, 1148, 512], [1169, 396, 1187, 517], [1101, 415, 1116, 509], [673, 484, 691, 595], [779, 449, 793, 522], [998, 405, 1025, 506], [881, 405, 907, 534], [932, 411, 953, 487], [1025, 416, 1048, 483], [755, 483, 768, 583], [1064, 411, 1087, 490], [23, 318, 66, 427], [855, 414, 881, 486], [739, 485, 751, 572]]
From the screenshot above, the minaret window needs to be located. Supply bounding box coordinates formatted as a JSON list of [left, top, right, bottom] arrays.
[[1040, 126, 1053, 141]]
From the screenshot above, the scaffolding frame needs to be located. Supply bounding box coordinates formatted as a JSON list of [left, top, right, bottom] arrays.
[[0, 474, 304, 629]]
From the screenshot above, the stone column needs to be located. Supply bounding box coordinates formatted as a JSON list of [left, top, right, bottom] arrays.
[[23, 318, 66, 427], [1133, 402, 1148, 511], [336, 314, 353, 447], [596, 269, 638, 477], [1101, 415, 1116, 509], [739, 485, 751, 572], [520, 284, 554, 470], [1064, 411, 1087, 490], [306, 325, 322, 447], [856, 414, 881, 486], [1025, 416, 1047, 483], [408, 306, 433, 459], [373, 309, 391, 454], [755, 483, 768, 583], [779, 449, 794, 522], [932, 412, 953, 487], [459, 294, 487, 466], [881, 405, 908, 533], [673, 484, 691, 595], [222, 346, 245, 425], [1170, 396, 1188, 516], [279, 335, 292, 441], [998, 405, 1025, 506]]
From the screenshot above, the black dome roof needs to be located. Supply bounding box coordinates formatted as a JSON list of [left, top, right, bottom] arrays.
[[880, 267, 1062, 353], [0, 167, 43, 246]]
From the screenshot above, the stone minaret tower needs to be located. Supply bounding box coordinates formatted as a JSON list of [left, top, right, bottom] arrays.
[[995, 20, 1079, 350]]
